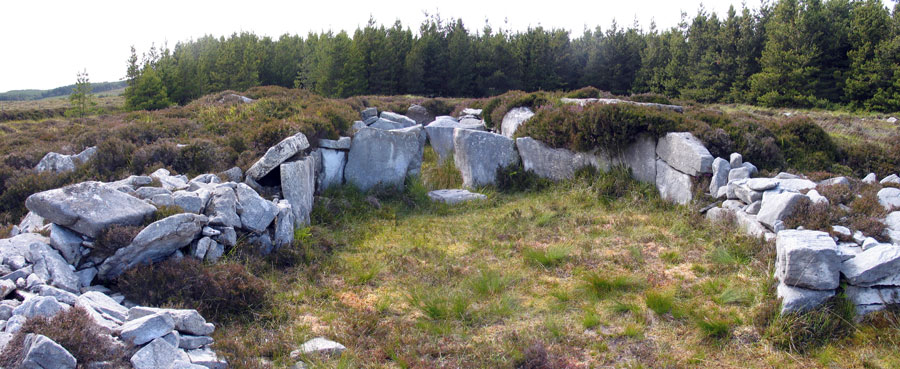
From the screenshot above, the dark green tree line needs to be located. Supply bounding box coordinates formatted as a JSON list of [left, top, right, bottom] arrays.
[[124, 0, 900, 112]]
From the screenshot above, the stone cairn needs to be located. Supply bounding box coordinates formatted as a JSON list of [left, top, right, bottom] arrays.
[[5, 99, 899, 367]]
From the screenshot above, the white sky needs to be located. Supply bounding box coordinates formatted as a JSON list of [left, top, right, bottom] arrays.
[[0, 0, 891, 92]]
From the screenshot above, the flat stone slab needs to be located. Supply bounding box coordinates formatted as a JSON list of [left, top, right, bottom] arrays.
[[246, 132, 310, 180], [777, 283, 834, 314], [656, 159, 693, 205], [454, 129, 518, 188], [344, 126, 424, 191], [758, 191, 805, 231], [656, 132, 713, 176], [841, 244, 900, 286], [427, 189, 487, 205], [775, 230, 840, 290], [878, 187, 900, 211], [26, 181, 157, 238], [290, 337, 346, 359], [516, 137, 603, 182], [98, 213, 208, 280], [318, 137, 351, 150]]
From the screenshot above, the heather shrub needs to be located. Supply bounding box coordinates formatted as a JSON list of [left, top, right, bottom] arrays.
[[783, 198, 843, 232], [173, 139, 228, 175], [91, 137, 136, 179], [95, 224, 143, 258], [772, 117, 841, 172], [0, 306, 127, 367], [483, 91, 552, 129], [129, 142, 178, 174], [565, 86, 601, 99], [116, 258, 269, 322]]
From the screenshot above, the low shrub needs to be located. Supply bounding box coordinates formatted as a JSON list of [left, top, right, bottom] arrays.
[[116, 258, 270, 322], [772, 117, 841, 172], [90, 137, 136, 180], [761, 294, 855, 353], [645, 289, 675, 315], [0, 306, 127, 367], [582, 272, 645, 300], [565, 86, 601, 99], [483, 91, 552, 129], [94, 224, 143, 258], [514, 342, 564, 369], [782, 198, 843, 232]]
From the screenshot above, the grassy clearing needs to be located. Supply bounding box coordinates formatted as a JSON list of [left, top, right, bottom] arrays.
[[206, 153, 900, 368]]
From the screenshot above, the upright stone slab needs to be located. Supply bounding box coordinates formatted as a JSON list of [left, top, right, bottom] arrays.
[[775, 230, 840, 290], [655, 160, 693, 205], [317, 148, 346, 191], [98, 214, 208, 280], [245, 132, 310, 180], [516, 137, 602, 181], [406, 104, 434, 125], [21, 334, 76, 369], [344, 127, 424, 191], [281, 156, 316, 228], [777, 282, 835, 314], [621, 134, 657, 183], [500, 107, 534, 138], [454, 129, 518, 188], [655, 132, 713, 176], [758, 191, 805, 230], [273, 200, 294, 248], [25, 181, 157, 238], [709, 157, 731, 196]]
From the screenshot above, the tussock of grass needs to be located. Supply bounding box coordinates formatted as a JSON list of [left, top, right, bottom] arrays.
[[645, 289, 675, 315], [761, 294, 856, 353], [582, 272, 646, 300], [523, 245, 571, 268]]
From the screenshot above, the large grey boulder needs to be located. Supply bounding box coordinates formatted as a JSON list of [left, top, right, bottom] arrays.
[[454, 129, 518, 188], [775, 178, 817, 193], [758, 191, 805, 230], [881, 174, 900, 185], [118, 312, 176, 346], [25, 181, 157, 238], [234, 183, 278, 233], [245, 132, 310, 180], [775, 230, 840, 290], [655, 132, 713, 176], [516, 137, 602, 182], [841, 244, 900, 286], [844, 285, 900, 307], [150, 169, 188, 192], [877, 187, 900, 211], [621, 135, 657, 183], [709, 158, 730, 196], [344, 126, 424, 191], [655, 160, 693, 205], [13, 296, 66, 319], [21, 334, 76, 369], [406, 104, 433, 125], [128, 306, 215, 336], [29, 241, 80, 293], [428, 189, 487, 205], [179, 335, 214, 350], [425, 119, 471, 162], [76, 291, 129, 324], [34, 152, 76, 173], [777, 283, 835, 314], [131, 337, 190, 369], [281, 156, 317, 227], [172, 190, 209, 214], [380, 111, 417, 128], [205, 186, 241, 228], [98, 213, 207, 280], [500, 107, 534, 138], [317, 148, 346, 191], [360, 107, 378, 121]]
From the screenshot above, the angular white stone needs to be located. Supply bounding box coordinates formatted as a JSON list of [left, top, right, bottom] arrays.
[[775, 230, 840, 290], [656, 132, 713, 176]]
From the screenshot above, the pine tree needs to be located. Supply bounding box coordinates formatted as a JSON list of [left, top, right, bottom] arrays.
[[67, 69, 94, 118], [126, 66, 172, 111]]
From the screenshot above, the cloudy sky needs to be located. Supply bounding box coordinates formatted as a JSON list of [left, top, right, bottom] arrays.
[[0, 0, 889, 92]]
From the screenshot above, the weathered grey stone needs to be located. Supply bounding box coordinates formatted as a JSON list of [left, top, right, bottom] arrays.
[[881, 174, 900, 185], [222, 167, 243, 183], [454, 129, 518, 188], [845, 285, 900, 306], [98, 214, 207, 280], [190, 174, 220, 185], [734, 184, 763, 205], [656, 132, 713, 176], [393, 125, 426, 177], [655, 159, 693, 205], [369, 118, 405, 130], [729, 153, 742, 168], [709, 158, 730, 196], [118, 312, 176, 346], [13, 296, 66, 319], [837, 242, 861, 262], [186, 347, 228, 369], [380, 111, 417, 128], [281, 156, 316, 227], [745, 201, 762, 215], [77, 291, 129, 323], [461, 108, 482, 117], [819, 176, 850, 188], [317, 149, 346, 191], [128, 307, 215, 336], [775, 178, 818, 193], [234, 183, 278, 233], [318, 137, 351, 150], [179, 335, 214, 350], [75, 267, 96, 288], [345, 126, 423, 191], [360, 107, 378, 121], [49, 224, 82, 265], [161, 331, 180, 350], [290, 337, 346, 359], [28, 240, 80, 293], [775, 230, 840, 290], [213, 227, 236, 247], [758, 191, 805, 230], [807, 190, 829, 205], [841, 244, 900, 286], [150, 169, 189, 191], [561, 97, 684, 112], [424, 119, 466, 161], [877, 187, 900, 211], [777, 283, 834, 314], [742, 162, 759, 176], [274, 200, 294, 248], [14, 211, 49, 235], [246, 132, 310, 180], [516, 137, 602, 182], [620, 134, 657, 183], [25, 181, 157, 238], [149, 193, 176, 208], [37, 285, 77, 305], [190, 237, 213, 260], [6, 315, 26, 333], [350, 120, 367, 134], [205, 187, 240, 228], [0, 279, 15, 299], [250, 233, 275, 255], [728, 167, 751, 182], [832, 225, 852, 239], [747, 178, 778, 191], [862, 173, 878, 184], [35, 152, 76, 173], [21, 333, 76, 369], [130, 337, 189, 369], [500, 107, 534, 138], [204, 242, 224, 263], [427, 189, 487, 205], [26, 273, 45, 290], [406, 104, 434, 125], [172, 190, 209, 214]]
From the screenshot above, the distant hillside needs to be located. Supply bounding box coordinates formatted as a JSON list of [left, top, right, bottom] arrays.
[[0, 81, 127, 101]]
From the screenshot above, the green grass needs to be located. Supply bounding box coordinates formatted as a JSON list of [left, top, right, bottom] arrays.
[[645, 289, 675, 315], [582, 272, 646, 300], [523, 244, 571, 267]]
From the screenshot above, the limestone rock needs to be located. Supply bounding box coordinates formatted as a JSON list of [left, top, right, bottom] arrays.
[[775, 230, 840, 290], [344, 126, 424, 191], [318, 137, 351, 150], [655, 159, 693, 205], [516, 137, 603, 182], [620, 134, 657, 183], [729, 153, 742, 168], [222, 167, 243, 183], [245, 132, 310, 180], [130, 337, 189, 369], [380, 111, 417, 127], [500, 107, 534, 138], [862, 173, 878, 184], [877, 187, 900, 211], [13, 296, 66, 319], [205, 187, 241, 228], [844, 285, 900, 306], [360, 107, 378, 121], [427, 189, 487, 205], [406, 104, 434, 125], [186, 347, 228, 369], [118, 312, 176, 346], [709, 158, 730, 196], [290, 337, 346, 359], [281, 156, 316, 227], [841, 244, 900, 286], [98, 213, 207, 280], [728, 167, 751, 182], [25, 181, 157, 238], [758, 191, 805, 230], [424, 119, 484, 162], [454, 129, 518, 188], [317, 148, 346, 191], [150, 169, 189, 191], [128, 307, 215, 336], [369, 118, 405, 130], [48, 224, 82, 267], [881, 174, 900, 185], [179, 335, 214, 350], [34, 152, 76, 173], [21, 334, 76, 369], [274, 200, 294, 248], [777, 283, 834, 314], [656, 132, 713, 176], [234, 183, 278, 233]]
